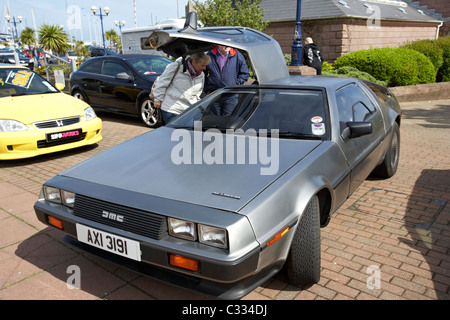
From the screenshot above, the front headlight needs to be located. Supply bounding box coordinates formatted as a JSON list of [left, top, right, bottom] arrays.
[[0, 119, 29, 132], [61, 190, 76, 208], [198, 224, 228, 249], [84, 107, 97, 121], [43, 186, 62, 204], [168, 218, 196, 241], [42, 186, 75, 208]]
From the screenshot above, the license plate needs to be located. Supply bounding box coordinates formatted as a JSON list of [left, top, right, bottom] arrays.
[[76, 224, 141, 261], [46, 129, 82, 142]]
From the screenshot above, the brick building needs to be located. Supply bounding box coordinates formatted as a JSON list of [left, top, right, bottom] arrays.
[[404, 0, 450, 36], [261, 0, 445, 62]]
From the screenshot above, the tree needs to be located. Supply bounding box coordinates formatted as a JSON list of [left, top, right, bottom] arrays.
[[105, 29, 119, 47], [193, 0, 268, 32], [20, 27, 36, 46], [38, 24, 70, 54]]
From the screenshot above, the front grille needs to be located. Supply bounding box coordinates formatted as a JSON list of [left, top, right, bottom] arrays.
[[34, 117, 80, 129], [74, 195, 168, 240], [37, 132, 86, 148]]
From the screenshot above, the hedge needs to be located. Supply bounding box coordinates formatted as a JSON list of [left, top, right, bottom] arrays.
[[322, 66, 387, 86], [333, 47, 436, 87], [435, 36, 450, 82], [402, 39, 444, 74]]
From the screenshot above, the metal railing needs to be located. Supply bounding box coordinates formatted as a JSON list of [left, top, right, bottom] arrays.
[[41, 50, 77, 82]]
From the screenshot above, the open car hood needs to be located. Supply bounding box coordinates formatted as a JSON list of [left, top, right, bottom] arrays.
[[146, 13, 289, 84]]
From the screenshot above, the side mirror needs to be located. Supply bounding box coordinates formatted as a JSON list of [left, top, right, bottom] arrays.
[[341, 121, 372, 140], [116, 72, 134, 81]]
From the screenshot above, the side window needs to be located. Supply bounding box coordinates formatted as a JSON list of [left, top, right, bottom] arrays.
[[363, 81, 391, 104], [352, 102, 372, 122], [336, 83, 376, 122], [78, 59, 102, 74], [102, 61, 128, 77]]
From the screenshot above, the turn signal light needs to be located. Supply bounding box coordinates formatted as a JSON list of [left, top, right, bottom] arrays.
[[169, 254, 199, 272], [48, 216, 64, 229], [266, 227, 289, 247]]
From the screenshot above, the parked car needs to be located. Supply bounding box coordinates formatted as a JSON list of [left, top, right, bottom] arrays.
[[87, 46, 118, 57], [0, 64, 102, 160], [70, 54, 172, 127], [0, 48, 34, 69], [48, 51, 78, 64], [34, 18, 401, 299]]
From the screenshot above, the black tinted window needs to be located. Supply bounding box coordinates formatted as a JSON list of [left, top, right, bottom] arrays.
[[78, 59, 102, 74], [102, 61, 128, 77]]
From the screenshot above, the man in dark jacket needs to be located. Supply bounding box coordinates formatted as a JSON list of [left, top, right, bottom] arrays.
[[204, 45, 250, 116], [302, 37, 323, 75]]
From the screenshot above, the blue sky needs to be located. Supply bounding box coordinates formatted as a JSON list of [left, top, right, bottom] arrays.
[[1, 0, 188, 44]]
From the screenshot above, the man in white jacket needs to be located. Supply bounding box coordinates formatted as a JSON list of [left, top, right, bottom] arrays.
[[153, 53, 211, 124]]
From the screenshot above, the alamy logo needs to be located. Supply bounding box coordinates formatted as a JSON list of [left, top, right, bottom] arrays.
[[366, 5, 381, 30], [66, 265, 81, 289], [171, 121, 280, 176]]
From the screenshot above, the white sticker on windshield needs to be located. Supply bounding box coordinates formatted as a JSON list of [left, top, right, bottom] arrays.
[[42, 81, 57, 92], [311, 116, 323, 123], [312, 123, 325, 135]]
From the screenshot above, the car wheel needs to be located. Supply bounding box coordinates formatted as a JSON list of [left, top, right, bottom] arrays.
[[139, 97, 163, 128], [72, 90, 87, 102], [373, 122, 400, 178], [286, 195, 321, 289]]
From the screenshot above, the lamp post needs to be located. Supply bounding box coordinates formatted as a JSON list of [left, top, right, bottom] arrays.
[[4, 15, 23, 47], [290, 0, 303, 66], [114, 20, 125, 32], [90, 6, 110, 51]]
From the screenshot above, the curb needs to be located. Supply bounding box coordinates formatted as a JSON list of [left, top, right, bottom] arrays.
[[390, 82, 450, 102]]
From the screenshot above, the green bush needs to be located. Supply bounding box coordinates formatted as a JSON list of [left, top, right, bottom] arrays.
[[435, 36, 450, 82], [334, 47, 435, 87], [323, 66, 387, 86], [402, 39, 443, 75]]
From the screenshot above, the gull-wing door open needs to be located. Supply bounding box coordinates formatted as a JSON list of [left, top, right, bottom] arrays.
[[146, 13, 289, 84]]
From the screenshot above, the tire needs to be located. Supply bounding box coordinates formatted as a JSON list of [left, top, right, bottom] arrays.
[[372, 122, 400, 178], [72, 89, 87, 102], [286, 196, 321, 289], [139, 97, 163, 128]]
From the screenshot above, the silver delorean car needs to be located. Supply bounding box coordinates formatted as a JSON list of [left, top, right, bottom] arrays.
[[34, 15, 401, 299]]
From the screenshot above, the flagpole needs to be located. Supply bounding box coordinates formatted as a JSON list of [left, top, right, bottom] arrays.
[[134, 0, 137, 28]]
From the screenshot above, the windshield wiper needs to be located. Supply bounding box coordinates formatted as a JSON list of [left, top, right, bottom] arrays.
[[277, 132, 323, 140]]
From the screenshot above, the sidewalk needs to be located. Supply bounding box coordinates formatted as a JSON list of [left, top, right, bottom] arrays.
[[1, 100, 449, 300]]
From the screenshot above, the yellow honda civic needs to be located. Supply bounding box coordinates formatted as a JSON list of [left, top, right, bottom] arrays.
[[0, 65, 102, 160]]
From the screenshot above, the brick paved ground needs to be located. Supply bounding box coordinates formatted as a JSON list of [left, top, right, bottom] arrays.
[[0, 100, 449, 300]]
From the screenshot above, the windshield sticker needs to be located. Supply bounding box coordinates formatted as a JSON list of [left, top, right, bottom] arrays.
[[0, 78, 4, 86], [312, 123, 325, 136], [311, 116, 323, 123], [5, 70, 35, 89]]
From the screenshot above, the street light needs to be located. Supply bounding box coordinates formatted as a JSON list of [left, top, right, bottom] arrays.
[[91, 5, 110, 51], [4, 14, 23, 47], [290, 0, 303, 66], [114, 20, 125, 32]]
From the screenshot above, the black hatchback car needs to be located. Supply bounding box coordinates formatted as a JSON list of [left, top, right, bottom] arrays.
[[70, 54, 172, 127]]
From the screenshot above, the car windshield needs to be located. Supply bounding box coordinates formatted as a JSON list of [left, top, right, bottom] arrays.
[[0, 68, 59, 98], [127, 56, 172, 76], [170, 87, 329, 140]]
